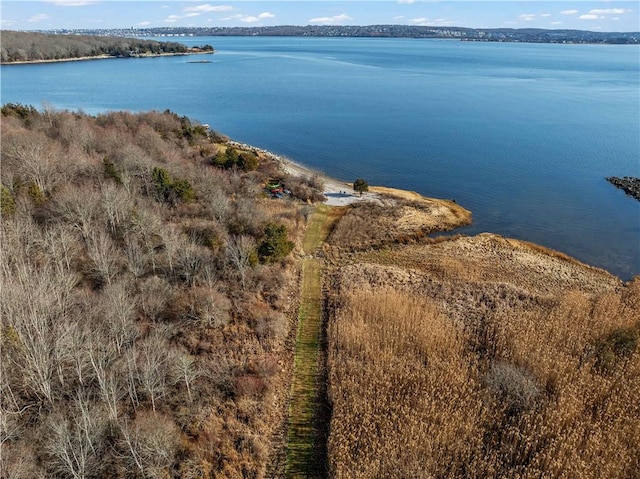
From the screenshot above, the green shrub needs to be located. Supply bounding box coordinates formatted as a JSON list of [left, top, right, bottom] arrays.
[[238, 151, 259, 171], [1, 103, 37, 125], [27, 182, 46, 204], [172, 179, 195, 203], [152, 167, 173, 202], [103, 157, 122, 183], [211, 148, 258, 171], [353, 178, 369, 196], [258, 223, 294, 264], [1, 185, 16, 216], [152, 167, 195, 204], [211, 150, 230, 168], [595, 327, 638, 372]]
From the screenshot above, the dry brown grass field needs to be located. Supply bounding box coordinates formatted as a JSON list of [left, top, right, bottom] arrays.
[[327, 211, 639, 478], [327, 192, 471, 252]]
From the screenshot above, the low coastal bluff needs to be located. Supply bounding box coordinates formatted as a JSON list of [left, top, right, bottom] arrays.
[[607, 177, 640, 202]]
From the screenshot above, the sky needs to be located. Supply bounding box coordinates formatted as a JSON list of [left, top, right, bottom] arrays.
[[1, 1, 638, 32]]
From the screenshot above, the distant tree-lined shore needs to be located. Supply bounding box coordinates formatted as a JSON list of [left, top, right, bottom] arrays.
[[0, 31, 212, 64], [37, 25, 640, 45]]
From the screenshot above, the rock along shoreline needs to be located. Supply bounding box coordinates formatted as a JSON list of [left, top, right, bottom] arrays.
[[606, 177, 640, 202]]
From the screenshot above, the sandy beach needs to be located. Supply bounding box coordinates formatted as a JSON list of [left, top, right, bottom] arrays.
[[228, 140, 384, 206], [279, 158, 383, 207]]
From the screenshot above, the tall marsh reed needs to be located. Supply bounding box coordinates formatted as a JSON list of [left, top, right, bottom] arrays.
[[327, 279, 640, 478]]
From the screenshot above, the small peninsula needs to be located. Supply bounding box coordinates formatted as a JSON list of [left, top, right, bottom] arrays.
[[0, 30, 213, 64]]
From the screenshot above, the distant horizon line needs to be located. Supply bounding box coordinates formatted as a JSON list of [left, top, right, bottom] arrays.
[[11, 24, 639, 35]]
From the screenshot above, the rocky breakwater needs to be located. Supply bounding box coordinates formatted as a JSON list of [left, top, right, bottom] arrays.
[[606, 176, 640, 202]]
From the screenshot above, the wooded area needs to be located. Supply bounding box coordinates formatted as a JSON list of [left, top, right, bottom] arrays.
[[0, 31, 209, 63], [0, 105, 320, 477]]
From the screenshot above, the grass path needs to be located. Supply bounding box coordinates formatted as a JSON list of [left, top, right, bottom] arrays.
[[285, 205, 340, 478]]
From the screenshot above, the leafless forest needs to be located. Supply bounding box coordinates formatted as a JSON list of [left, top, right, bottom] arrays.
[[0, 31, 198, 63], [0, 105, 319, 478]]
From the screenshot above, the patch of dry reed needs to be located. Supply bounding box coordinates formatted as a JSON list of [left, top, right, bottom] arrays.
[[327, 271, 640, 478]]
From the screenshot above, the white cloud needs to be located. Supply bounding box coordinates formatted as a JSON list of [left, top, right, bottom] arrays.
[[309, 13, 353, 25], [410, 17, 429, 26], [393, 15, 405, 21], [166, 5, 234, 23], [560, 10, 578, 15], [28, 13, 50, 22], [579, 14, 600, 20], [540, 13, 552, 18], [183, 4, 233, 14], [137, 21, 151, 26], [588, 8, 629, 15], [42, 0, 96, 5], [220, 12, 275, 23], [240, 12, 275, 23], [398, 0, 416, 4], [550, 21, 563, 25], [519, 14, 536, 21]]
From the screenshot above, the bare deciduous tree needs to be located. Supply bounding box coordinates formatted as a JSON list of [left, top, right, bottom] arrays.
[[175, 242, 208, 286], [44, 397, 105, 479], [100, 182, 132, 235], [0, 443, 45, 479], [226, 235, 256, 289], [86, 230, 120, 286], [124, 349, 140, 411], [172, 353, 199, 403], [88, 346, 121, 421], [159, 224, 183, 275], [198, 171, 231, 223], [55, 113, 96, 154], [1, 260, 77, 403], [51, 186, 101, 241], [127, 207, 163, 273], [101, 282, 138, 354], [118, 411, 180, 477], [135, 331, 171, 411], [137, 276, 171, 321], [39, 224, 81, 276], [123, 234, 148, 278], [2, 130, 62, 194]]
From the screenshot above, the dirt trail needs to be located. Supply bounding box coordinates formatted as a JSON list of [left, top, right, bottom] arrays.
[[285, 205, 340, 478]]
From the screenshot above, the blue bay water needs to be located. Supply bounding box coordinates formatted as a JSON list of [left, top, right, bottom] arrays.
[[2, 37, 639, 279]]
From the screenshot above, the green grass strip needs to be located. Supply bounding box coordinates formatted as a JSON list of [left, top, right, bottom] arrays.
[[285, 205, 334, 478]]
